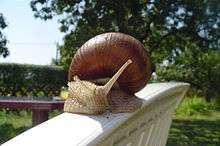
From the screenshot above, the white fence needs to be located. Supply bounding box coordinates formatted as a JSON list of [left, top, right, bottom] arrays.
[[2, 82, 189, 146]]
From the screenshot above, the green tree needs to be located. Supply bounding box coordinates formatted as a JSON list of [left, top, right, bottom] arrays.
[[157, 46, 220, 102], [0, 13, 8, 58], [30, 0, 220, 101]]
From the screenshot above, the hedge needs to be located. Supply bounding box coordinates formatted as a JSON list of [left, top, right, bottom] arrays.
[[0, 63, 68, 96]]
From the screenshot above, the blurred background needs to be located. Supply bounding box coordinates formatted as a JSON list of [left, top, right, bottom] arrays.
[[0, 0, 219, 145]]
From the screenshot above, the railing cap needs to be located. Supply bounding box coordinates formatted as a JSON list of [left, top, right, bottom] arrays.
[[2, 82, 189, 146]]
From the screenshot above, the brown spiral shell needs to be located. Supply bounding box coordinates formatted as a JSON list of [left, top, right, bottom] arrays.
[[68, 32, 152, 94]]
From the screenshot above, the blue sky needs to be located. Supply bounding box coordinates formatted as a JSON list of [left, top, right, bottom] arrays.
[[0, 0, 64, 65]]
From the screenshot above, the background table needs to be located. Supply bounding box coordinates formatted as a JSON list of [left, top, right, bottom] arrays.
[[0, 96, 64, 126]]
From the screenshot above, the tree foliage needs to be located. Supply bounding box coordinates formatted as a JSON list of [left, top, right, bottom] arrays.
[[30, 0, 220, 100], [157, 47, 220, 102], [0, 13, 8, 58]]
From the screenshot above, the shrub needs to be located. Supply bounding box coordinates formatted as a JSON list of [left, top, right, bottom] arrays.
[[0, 63, 68, 96], [175, 96, 218, 117]]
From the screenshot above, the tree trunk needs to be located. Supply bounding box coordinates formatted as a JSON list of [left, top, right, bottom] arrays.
[[205, 90, 211, 103]]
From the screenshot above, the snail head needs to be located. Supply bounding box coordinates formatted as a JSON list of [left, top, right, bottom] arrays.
[[64, 59, 132, 114]]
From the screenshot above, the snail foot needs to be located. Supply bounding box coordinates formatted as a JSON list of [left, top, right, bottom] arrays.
[[108, 90, 143, 113], [64, 97, 105, 115]]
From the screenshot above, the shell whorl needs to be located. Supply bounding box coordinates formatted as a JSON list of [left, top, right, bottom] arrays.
[[69, 32, 152, 93]]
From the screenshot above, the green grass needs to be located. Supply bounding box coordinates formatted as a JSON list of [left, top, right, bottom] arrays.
[[174, 96, 220, 119], [166, 97, 220, 146], [167, 119, 220, 146], [0, 97, 220, 145], [0, 109, 31, 144]]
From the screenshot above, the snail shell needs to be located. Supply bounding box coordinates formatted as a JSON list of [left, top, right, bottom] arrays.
[[68, 32, 152, 93], [65, 32, 152, 115]]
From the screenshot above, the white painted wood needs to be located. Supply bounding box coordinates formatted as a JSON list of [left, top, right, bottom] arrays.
[[2, 82, 189, 146]]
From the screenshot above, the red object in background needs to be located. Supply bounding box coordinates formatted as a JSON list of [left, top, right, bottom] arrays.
[[0, 96, 64, 126]]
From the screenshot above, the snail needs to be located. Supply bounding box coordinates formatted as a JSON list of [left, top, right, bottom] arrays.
[[64, 32, 152, 115]]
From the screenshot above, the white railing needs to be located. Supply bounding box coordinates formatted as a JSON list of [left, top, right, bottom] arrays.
[[2, 82, 189, 146]]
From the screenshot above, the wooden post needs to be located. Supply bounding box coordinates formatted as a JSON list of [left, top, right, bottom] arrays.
[[32, 109, 49, 126]]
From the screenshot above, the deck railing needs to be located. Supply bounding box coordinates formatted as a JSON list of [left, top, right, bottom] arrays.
[[2, 82, 189, 146]]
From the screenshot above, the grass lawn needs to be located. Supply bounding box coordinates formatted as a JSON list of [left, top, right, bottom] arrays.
[[167, 118, 220, 146], [0, 97, 220, 145], [0, 110, 31, 144], [167, 97, 220, 146]]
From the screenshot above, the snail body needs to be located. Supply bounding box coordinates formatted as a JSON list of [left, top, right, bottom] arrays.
[[64, 33, 152, 115]]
